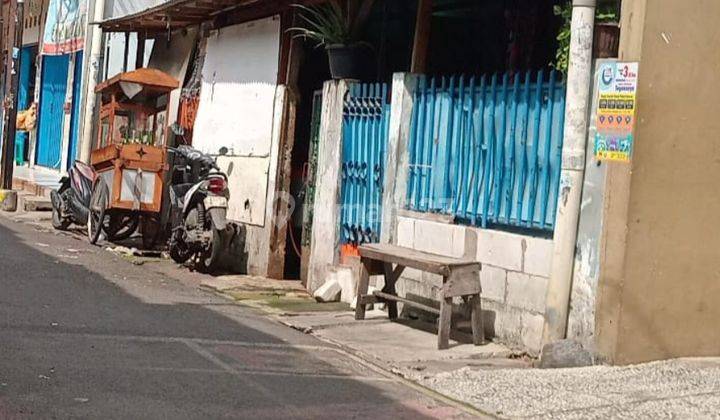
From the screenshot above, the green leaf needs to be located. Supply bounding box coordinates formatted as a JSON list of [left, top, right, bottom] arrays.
[[290, 1, 374, 47]]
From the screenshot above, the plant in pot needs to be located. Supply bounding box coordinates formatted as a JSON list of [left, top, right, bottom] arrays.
[[553, 0, 620, 73], [291, 0, 376, 80]]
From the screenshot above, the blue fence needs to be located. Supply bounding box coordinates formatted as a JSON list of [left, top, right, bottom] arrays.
[[406, 70, 566, 232], [340, 83, 390, 244]]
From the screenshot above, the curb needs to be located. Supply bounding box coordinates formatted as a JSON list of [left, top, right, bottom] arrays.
[[206, 287, 498, 419]]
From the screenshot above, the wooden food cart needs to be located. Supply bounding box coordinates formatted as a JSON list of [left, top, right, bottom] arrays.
[[88, 68, 179, 247]]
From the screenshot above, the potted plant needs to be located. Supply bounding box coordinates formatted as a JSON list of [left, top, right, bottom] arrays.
[[291, 0, 376, 80], [553, 0, 620, 72]]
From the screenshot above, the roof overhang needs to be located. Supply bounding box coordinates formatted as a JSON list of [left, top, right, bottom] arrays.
[[99, 0, 309, 33]]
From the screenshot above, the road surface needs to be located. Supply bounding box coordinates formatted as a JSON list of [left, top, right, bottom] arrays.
[[0, 215, 473, 419]]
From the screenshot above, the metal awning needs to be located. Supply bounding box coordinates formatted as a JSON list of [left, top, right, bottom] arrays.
[[99, 0, 286, 33]]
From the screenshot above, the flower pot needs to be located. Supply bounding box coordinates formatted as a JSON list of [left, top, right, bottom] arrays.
[[326, 44, 367, 80], [593, 23, 620, 58]]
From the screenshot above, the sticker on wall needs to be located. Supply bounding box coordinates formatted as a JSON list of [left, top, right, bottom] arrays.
[[594, 62, 639, 162]]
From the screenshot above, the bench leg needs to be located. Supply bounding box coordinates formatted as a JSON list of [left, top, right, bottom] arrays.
[[438, 297, 452, 350], [382, 263, 404, 320], [354, 258, 371, 321], [471, 294, 485, 345]]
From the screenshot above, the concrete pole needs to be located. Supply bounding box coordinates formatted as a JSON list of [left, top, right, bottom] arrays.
[[380, 72, 417, 245], [542, 0, 596, 345], [307, 79, 348, 292], [78, 0, 106, 163]]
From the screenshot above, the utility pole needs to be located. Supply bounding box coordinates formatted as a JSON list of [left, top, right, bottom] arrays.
[[542, 0, 596, 346], [0, 0, 25, 189]]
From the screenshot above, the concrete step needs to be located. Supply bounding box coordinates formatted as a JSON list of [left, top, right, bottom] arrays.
[[12, 177, 54, 198], [20, 195, 53, 212]]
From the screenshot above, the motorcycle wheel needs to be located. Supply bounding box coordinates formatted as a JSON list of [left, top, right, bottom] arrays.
[[105, 212, 139, 242], [198, 227, 224, 273], [50, 191, 71, 230], [88, 180, 109, 245], [169, 229, 192, 264]]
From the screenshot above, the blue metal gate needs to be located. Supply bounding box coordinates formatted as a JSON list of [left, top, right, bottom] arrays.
[[340, 83, 390, 245], [406, 71, 566, 232], [36, 54, 70, 169], [68, 51, 84, 164]]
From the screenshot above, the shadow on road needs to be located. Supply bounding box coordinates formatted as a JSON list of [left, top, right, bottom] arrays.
[[0, 219, 448, 419]]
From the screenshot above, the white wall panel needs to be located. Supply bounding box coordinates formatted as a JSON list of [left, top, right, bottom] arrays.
[[193, 16, 281, 156], [216, 156, 270, 226]]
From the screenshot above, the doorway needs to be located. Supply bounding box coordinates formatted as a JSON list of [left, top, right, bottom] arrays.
[[283, 42, 330, 282], [16, 45, 38, 165]]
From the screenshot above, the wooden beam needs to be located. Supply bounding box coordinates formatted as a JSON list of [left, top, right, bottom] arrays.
[[411, 0, 433, 73], [123, 32, 130, 72], [135, 32, 146, 69]]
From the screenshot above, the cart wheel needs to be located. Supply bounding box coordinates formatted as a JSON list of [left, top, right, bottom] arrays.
[[105, 212, 140, 242], [141, 213, 162, 250], [88, 180, 109, 245]]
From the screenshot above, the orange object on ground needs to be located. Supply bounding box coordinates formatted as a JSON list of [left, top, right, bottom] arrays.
[[340, 243, 360, 258]]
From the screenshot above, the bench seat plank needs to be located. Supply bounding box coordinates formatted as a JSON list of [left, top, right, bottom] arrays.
[[359, 243, 479, 276]]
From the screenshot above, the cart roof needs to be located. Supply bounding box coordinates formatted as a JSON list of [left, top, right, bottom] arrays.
[[96, 68, 179, 97]]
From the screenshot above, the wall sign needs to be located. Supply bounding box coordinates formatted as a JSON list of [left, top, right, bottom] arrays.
[[42, 0, 87, 55], [595, 62, 639, 162]]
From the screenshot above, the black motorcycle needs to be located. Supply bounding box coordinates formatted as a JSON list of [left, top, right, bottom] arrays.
[[51, 160, 95, 230], [51, 160, 138, 241], [167, 145, 231, 272]]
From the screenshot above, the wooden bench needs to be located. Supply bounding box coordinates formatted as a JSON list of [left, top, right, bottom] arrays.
[[354, 243, 484, 350]]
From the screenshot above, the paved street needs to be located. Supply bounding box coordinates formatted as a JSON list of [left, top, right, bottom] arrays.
[[0, 216, 474, 419]]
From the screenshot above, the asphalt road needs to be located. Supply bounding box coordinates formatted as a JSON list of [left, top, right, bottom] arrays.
[[0, 215, 473, 419]]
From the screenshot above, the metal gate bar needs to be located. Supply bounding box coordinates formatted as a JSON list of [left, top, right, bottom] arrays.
[[341, 83, 390, 245]]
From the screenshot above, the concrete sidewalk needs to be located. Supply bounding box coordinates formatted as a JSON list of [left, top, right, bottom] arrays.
[[200, 275, 527, 380], [420, 358, 720, 419]]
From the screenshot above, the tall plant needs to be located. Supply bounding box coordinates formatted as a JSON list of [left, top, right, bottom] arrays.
[[290, 0, 376, 47]]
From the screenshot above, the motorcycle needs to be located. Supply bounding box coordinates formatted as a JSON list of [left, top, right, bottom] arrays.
[[50, 160, 138, 241], [167, 145, 231, 272], [50, 160, 95, 230]]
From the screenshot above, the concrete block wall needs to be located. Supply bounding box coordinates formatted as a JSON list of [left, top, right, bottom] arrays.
[[395, 215, 553, 354]]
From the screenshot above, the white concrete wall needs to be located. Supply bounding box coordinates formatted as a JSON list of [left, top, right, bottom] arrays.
[[395, 215, 554, 354]]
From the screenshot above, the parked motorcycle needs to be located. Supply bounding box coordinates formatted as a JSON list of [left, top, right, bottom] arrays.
[[167, 145, 231, 272], [51, 160, 139, 241], [50, 160, 95, 230]]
